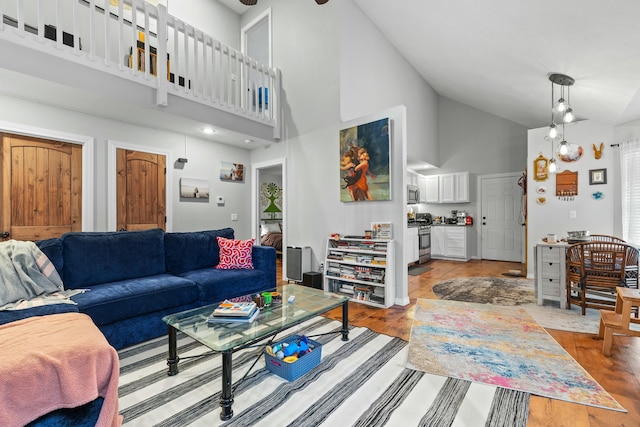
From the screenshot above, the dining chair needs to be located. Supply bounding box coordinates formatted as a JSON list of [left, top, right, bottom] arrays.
[[566, 241, 635, 315]]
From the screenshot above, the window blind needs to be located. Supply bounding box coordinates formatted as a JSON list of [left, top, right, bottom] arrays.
[[620, 139, 640, 245]]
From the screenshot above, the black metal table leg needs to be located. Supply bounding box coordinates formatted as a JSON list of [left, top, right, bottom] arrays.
[[341, 300, 349, 341], [220, 350, 234, 420], [167, 325, 180, 376]]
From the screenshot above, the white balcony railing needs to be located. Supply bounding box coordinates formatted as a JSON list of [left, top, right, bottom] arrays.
[[0, 0, 281, 139]]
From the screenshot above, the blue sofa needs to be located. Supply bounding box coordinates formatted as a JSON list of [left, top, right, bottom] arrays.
[[34, 227, 276, 349], [3, 227, 276, 426]]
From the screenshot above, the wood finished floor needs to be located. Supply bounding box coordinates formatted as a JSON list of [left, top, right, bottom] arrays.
[[277, 258, 640, 426]]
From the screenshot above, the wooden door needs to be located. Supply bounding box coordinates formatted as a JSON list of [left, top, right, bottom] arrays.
[[116, 149, 166, 231], [0, 134, 82, 241]]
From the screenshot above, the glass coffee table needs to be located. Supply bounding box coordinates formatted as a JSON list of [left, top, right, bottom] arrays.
[[162, 284, 349, 420]]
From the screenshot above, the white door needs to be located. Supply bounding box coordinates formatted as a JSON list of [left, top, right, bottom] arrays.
[[480, 173, 524, 262]]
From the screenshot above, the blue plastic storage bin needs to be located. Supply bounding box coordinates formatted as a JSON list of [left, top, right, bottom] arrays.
[[264, 335, 322, 381]]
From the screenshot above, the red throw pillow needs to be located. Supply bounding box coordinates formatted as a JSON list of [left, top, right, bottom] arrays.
[[215, 237, 254, 269]]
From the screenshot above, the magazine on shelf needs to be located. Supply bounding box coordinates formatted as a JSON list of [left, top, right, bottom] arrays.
[[211, 300, 257, 317], [208, 307, 259, 324]]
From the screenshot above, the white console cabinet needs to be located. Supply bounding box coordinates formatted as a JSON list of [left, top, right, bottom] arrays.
[[534, 243, 567, 308]]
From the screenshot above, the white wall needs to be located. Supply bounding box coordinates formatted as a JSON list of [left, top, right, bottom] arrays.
[[168, 0, 241, 47], [340, 0, 439, 168], [0, 94, 254, 237], [526, 120, 616, 277]]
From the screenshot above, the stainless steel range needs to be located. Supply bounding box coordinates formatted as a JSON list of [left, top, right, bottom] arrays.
[[415, 213, 432, 264]]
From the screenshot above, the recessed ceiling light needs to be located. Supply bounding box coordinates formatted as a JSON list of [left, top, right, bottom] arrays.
[[244, 139, 253, 144], [201, 127, 216, 135]]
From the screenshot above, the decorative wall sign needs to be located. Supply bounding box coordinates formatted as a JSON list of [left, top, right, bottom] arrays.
[[555, 170, 578, 200], [589, 168, 607, 185], [558, 144, 583, 162], [339, 117, 391, 202], [533, 154, 548, 181], [180, 178, 210, 200], [220, 162, 244, 182]]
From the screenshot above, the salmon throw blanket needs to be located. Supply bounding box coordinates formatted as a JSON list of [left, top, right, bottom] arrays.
[[0, 313, 122, 427]]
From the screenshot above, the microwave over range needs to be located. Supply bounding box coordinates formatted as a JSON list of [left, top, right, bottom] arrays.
[[407, 185, 419, 204]]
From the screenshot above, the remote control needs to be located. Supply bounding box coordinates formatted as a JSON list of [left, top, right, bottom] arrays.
[[288, 295, 295, 303]]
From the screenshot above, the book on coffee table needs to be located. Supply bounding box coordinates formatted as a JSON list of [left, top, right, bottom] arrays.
[[211, 300, 257, 317], [207, 306, 259, 324]]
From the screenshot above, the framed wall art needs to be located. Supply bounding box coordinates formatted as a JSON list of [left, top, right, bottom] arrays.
[[533, 154, 548, 181], [589, 168, 607, 185], [339, 117, 391, 202], [180, 178, 210, 200], [220, 162, 244, 182]]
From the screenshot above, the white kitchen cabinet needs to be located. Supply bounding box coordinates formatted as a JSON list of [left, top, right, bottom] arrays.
[[431, 226, 445, 257], [425, 175, 439, 203], [404, 227, 419, 264], [407, 171, 418, 187], [535, 243, 567, 308], [431, 226, 470, 261], [417, 175, 428, 203], [439, 171, 469, 203], [424, 172, 469, 204]]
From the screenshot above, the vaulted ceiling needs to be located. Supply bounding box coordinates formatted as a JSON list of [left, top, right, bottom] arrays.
[[351, 0, 640, 129]]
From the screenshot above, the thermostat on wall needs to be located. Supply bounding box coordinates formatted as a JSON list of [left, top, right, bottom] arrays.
[[216, 196, 224, 205]]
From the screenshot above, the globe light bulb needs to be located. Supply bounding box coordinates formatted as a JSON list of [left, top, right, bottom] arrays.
[[548, 124, 557, 139], [563, 108, 574, 123], [548, 159, 557, 174], [559, 141, 569, 155], [557, 98, 566, 112]]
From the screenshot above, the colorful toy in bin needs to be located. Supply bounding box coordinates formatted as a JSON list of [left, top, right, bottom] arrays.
[[264, 335, 322, 381]]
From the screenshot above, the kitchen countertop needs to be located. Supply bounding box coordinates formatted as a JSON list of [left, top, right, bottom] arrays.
[[432, 223, 473, 227]]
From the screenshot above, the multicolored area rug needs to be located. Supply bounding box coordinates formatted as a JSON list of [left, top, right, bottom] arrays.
[[432, 277, 602, 334], [406, 299, 626, 412]]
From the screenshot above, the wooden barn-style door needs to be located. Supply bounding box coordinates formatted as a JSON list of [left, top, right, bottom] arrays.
[[116, 148, 166, 231], [0, 133, 82, 241]]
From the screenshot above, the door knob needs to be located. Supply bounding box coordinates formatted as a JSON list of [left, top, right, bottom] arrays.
[[1, 231, 9, 238]]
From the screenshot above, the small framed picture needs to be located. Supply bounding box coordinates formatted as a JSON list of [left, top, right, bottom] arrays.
[[589, 168, 607, 185]]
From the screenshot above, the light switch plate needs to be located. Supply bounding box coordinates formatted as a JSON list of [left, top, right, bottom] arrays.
[[231, 213, 238, 221]]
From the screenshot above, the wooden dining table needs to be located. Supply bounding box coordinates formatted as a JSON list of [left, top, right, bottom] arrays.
[[598, 286, 640, 356]]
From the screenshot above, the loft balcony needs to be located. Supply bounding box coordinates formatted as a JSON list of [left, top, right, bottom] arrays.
[[0, 0, 281, 142]]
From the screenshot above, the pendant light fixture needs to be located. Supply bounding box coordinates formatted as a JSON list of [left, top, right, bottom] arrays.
[[548, 73, 576, 163]]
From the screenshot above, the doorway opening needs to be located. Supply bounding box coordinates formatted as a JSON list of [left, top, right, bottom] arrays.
[[252, 158, 286, 281], [241, 8, 272, 113]]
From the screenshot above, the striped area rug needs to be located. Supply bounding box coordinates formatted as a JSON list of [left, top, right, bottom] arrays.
[[118, 317, 529, 426]]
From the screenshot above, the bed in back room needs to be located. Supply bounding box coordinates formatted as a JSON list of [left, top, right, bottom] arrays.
[[260, 221, 283, 255]]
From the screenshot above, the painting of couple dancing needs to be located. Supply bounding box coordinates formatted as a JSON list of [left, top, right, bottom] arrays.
[[339, 117, 391, 202]]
